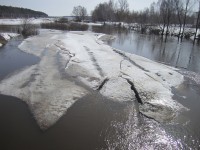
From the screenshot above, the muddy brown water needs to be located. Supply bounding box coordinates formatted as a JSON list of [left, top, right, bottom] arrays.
[[0, 28, 200, 149]]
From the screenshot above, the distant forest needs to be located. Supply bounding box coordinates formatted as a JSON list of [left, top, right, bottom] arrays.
[[0, 5, 48, 18]]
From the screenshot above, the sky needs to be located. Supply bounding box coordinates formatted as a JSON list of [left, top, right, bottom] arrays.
[[0, 0, 157, 16]]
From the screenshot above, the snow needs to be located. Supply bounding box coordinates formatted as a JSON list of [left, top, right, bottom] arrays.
[[100, 77, 136, 102], [0, 33, 11, 40], [0, 32, 19, 46], [0, 33, 19, 40], [179, 70, 200, 85], [82, 22, 103, 26], [0, 30, 88, 130], [0, 18, 54, 25], [60, 31, 187, 122], [0, 29, 187, 129]]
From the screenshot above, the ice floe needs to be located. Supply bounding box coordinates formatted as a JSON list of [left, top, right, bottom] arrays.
[[60, 31, 187, 122], [0, 29, 188, 129], [0, 30, 88, 130]]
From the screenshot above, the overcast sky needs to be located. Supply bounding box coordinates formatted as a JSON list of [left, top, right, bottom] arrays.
[[0, 0, 157, 16]]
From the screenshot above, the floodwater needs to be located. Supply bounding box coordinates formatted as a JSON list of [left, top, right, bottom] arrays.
[[0, 27, 200, 149], [93, 25, 200, 148], [0, 36, 39, 80], [93, 25, 200, 73]]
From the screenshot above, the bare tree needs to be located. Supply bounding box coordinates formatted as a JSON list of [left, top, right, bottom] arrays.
[[158, 0, 168, 35], [72, 6, 87, 22], [149, 2, 157, 25], [165, 0, 175, 37], [117, 0, 129, 22], [158, 0, 175, 39], [92, 3, 109, 22], [181, 0, 195, 39], [141, 9, 150, 33], [21, 18, 38, 37], [174, 0, 183, 38], [108, 0, 117, 22], [92, 0, 117, 23], [118, 0, 129, 12], [194, 0, 200, 42]]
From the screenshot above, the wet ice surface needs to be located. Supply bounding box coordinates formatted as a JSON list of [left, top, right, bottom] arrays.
[[0, 30, 187, 128], [0, 30, 88, 130], [171, 70, 200, 149], [106, 103, 182, 150], [105, 102, 200, 150], [179, 70, 200, 85], [0, 29, 195, 148]]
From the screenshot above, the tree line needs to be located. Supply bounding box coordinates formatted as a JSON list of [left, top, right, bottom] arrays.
[[89, 0, 200, 40], [0, 5, 48, 18], [90, 0, 197, 25]]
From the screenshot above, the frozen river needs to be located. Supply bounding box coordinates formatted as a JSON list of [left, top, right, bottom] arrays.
[[0, 27, 199, 149]]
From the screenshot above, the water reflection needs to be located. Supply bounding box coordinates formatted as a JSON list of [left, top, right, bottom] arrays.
[[105, 102, 190, 150], [93, 26, 200, 149], [0, 36, 39, 80], [93, 26, 200, 73], [0, 25, 21, 33]]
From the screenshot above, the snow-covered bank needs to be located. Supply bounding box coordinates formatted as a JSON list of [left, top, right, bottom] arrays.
[[0, 33, 19, 40], [0, 29, 187, 129], [81, 22, 103, 26], [0, 18, 54, 25], [0, 33, 19, 47]]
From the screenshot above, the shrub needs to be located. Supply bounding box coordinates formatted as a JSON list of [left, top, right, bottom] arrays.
[[68, 23, 88, 31], [41, 22, 69, 30], [184, 32, 194, 39], [55, 17, 68, 23], [41, 22, 88, 31], [20, 19, 39, 37], [149, 28, 161, 35], [0, 35, 7, 45], [141, 27, 147, 34]]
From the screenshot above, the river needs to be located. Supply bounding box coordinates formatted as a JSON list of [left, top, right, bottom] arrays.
[[0, 26, 200, 149]]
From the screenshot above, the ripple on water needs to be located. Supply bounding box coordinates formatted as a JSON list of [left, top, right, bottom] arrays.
[[105, 102, 199, 150]]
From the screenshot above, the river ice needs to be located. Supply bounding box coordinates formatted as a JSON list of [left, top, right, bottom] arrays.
[[0, 29, 187, 129], [0, 30, 88, 130]]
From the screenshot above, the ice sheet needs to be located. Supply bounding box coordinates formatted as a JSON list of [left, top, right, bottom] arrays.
[[0, 30, 187, 128]]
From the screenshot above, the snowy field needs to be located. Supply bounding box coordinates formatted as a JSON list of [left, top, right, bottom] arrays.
[[0, 18, 54, 46], [0, 29, 188, 129], [0, 18, 54, 25]]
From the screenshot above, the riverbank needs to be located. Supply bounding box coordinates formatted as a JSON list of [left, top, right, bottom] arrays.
[[0, 18, 54, 25], [0, 32, 19, 47], [0, 29, 187, 130]]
